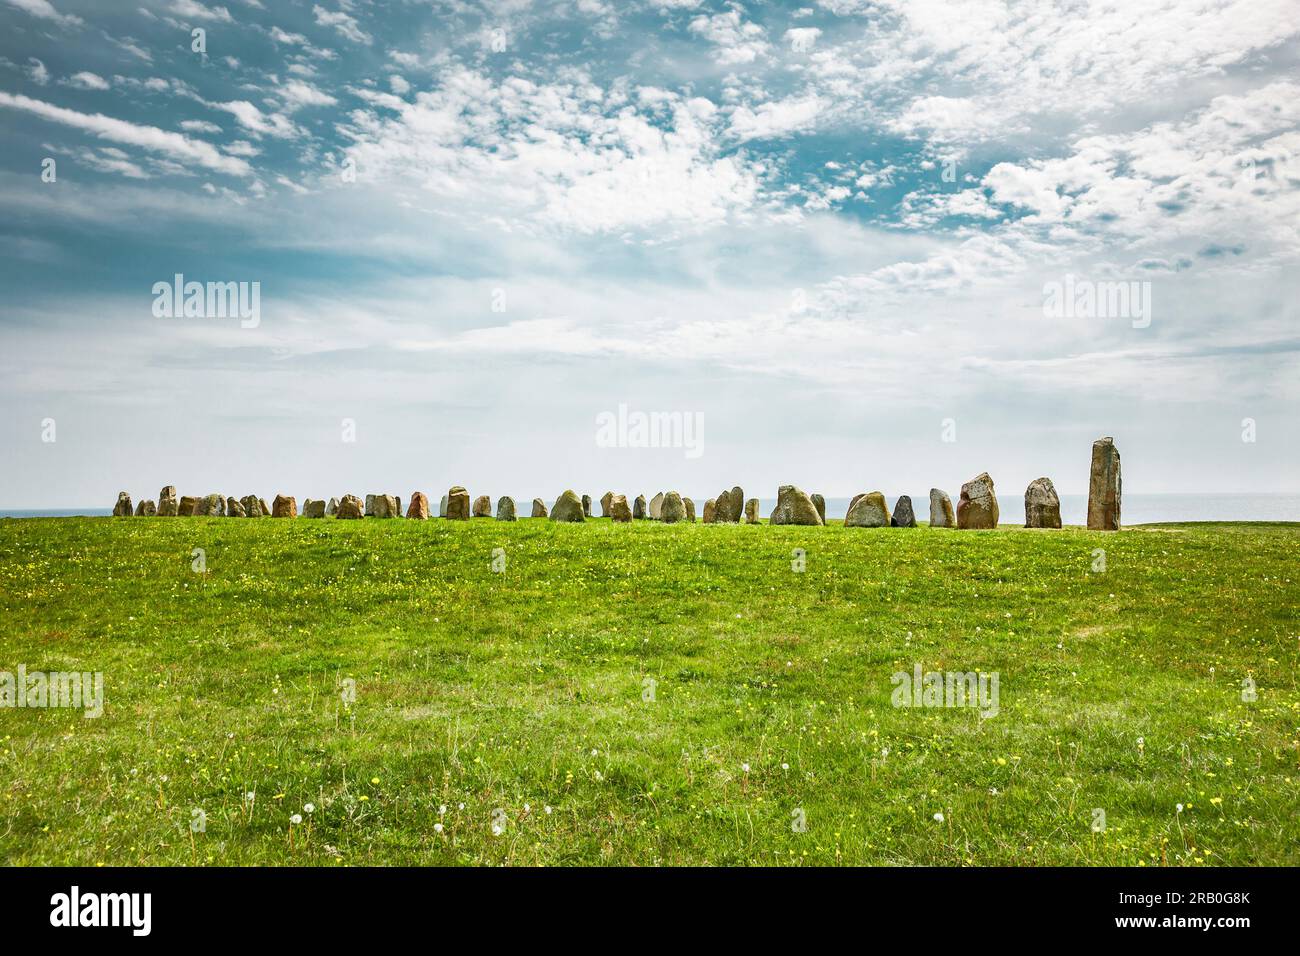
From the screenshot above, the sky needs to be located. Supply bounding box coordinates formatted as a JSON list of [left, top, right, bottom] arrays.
[[0, 0, 1297, 509]]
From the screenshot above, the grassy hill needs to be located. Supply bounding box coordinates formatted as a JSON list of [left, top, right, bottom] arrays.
[[0, 516, 1296, 865]]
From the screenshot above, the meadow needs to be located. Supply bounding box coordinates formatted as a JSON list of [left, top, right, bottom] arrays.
[[0, 516, 1296, 866]]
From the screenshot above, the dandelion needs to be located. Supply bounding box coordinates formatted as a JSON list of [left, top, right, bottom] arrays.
[[742, 763, 750, 773], [933, 812, 945, 823], [1176, 804, 1184, 813], [544, 806, 553, 815], [304, 803, 315, 814], [434, 822, 444, 833], [590, 749, 598, 757], [290, 814, 302, 825], [458, 802, 465, 810], [370, 777, 380, 785], [781, 763, 789, 771], [439, 805, 447, 816]]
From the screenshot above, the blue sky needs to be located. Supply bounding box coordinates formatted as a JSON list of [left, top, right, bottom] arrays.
[[1, 0, 1298, 508]]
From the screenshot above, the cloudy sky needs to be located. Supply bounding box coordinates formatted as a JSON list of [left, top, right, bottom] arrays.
[[1, 0, 1297, 509]]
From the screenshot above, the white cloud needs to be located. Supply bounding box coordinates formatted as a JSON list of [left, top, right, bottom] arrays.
[[65, 71, 110, 91], [210, 99, 299, 138], [729, 95, 823, 141], [688, 9, 769, 65], [25, 58, 50, 85], [170, 0, 233, 23], [0, 92, 252, 176], [3, 0, 82, 27], [279, 80, 338, 110], [313, 3, 371, 44]]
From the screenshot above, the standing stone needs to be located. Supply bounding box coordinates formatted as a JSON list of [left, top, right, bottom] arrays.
[[446, 487, 471, 520], [714, 487, 743, 523], [582, 494, 592, 518], [702, 498, 717, 523], [195, 493, 225, 517], [272, 495, 297, 518], [226, 497, 246, 518], [770, 485, 823, 526], [745, 498, 760, 524], [609, 494, 632, 522], [683, 497, 696, 522], [370, 495, 398, 518], [472, 495, 492, 518], [337, 494, 364, 519], [957, 473, 999, 529], [496, 496, 517, 521], [302, 499, 326, 518], [406, 492, 429, 520], [112, 492, 134, 516], [845, 492, 890, 527], [158, 486, 179, 517], [241, 495, 265, 518], [811, 493, 826, 524], [439, 494, 449, 518], [891, 496, 916, 527], [600, 492, 613, 517], [1087, 437, 1121, 531], [258, 498, 271, 519], [649, 492, 664, 520], [135, 499, 157, 516], [929, 489, 955, 528], [661, 491, 686, 524], [633, 495, 647, 520], [326, 497, 339, 517], [364, 494, 376, 517], [1024, 478, 1062, 529], [531, 498, 548, 518], [550, 490, 585, 522], [178, 495, 198, 516]]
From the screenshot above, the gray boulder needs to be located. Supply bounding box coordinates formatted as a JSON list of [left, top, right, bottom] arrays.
[[531, 498, 548, 518], [302, 499, 326, 518], [891, 496, 917, 527], [929, 489, 955, 528], [158, 486, 179, 517], [446, 487, 471, 520], [661, 491, 686, 523], [550, 490, 585, 522], [845, 492, 890, 527], [1024, 478, 1062, 529], [112, 492, 133, 517], [770, 485, 823, 525], [957, 473, 999, 529], [496, 496, 517, 521]]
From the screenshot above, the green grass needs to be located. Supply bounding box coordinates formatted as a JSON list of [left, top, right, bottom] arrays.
[[0, 515, 1296, 866]]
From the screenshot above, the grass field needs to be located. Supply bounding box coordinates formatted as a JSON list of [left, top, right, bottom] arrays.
[[0, 515, 1296, 866]]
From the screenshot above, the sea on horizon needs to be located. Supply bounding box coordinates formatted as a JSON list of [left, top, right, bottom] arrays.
[[2, 494, 1297, 524]]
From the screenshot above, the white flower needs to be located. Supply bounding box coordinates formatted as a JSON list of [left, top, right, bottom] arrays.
[[523, 804, 530, 813], [544, 806, 552, 815], [434, 822, 444, 833], [590, 749, 598, 757], [304, 803, 315, 814], [1176, 803, 1184, 813], [439, 805, 447, 816], [933, 812, 945, 823], [290, 814, 302, 825], [457, 802, 464, 810], [245, 791, 255, 803], [491, 824, 503, 836], [781, 763, 789, 771], [742, 763, 750, 773]]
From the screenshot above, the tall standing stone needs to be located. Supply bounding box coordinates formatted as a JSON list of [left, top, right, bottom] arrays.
[[158, 486, 179, 517], [661, 491, 686, 523], [702, 498, 716, 523], [713, 487, 743, 523], [811, 493, 826, 525], [582, 494, 592, 518], [135, 499, 157, 516], [302, 499, 326, 518], [770, 485, 823, 525], [633, 495, 647, 520], [845, 492, 890, 527], [179, 495, 198, 516], [337, 494, 364, 519], [195, 493, 226, 517], [439, 494, 449, 518], [957, 473, 999, 529], [609, 494, 632, 522], [891, 496, 917, 527], [226, 497, 246, 517], [326, 497, 340, 517], [472, 495, 492, 518], [600, 492, 613, 517], [744, 498, 760, 524], [446, 487, 471, 520], [531, 498, 548, 518], [550, 490, 585, 522], [1087, 437, 1121, 531], [406, 492, 429, 519], [929, 489, 955, 528], [112, 492, 134, 516], [272, 495, 297, 518], [496, 496, 517, 521], [258, 498, 271, 519], [1024, 478, 1062, 529], [364, 495, 376, 517], [649, 492, 664, 520], [683, 497, 696, 522], [241, 495, 266, 518]]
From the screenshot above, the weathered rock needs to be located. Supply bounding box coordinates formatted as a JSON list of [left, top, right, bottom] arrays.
[[302, 499, 326, 518], [713, 487, 744, 523], [134, 499, 157, 516], [370, 494, 397, 518], [845, 491, 890, 527], [241, 495, 265, 518], [891, 496, 917, 527], [531, 498, 548, 518], [158, 486, 179, 516], [1024, 478, 1062, 529], [745, 498, 760, 524], [1087, 437, 1121, 531], [472, 495, 492, 518], [849, 493, 864, 514], [364, 494, 376, 517], [929, 489, 955, 528], [258, 498, 271, 519], [112, 492, 133, 516], [702, 498, 716, 523], [178, 495, 198, 516], [195, 493, 225, 517], [609, 494, 632, 522], [649, 492, 664, 520], [770, 485, 823, 525], [446, 487, 471, 520], [406, 492, 429, 520], [683, 497, 696, 522], [957, 473, 999, 529], [496, 496, 517, 521], [550, 489, 585, 522], [600, 492, 613, 517], [272, 494, 297, 518], [582, 494, 592, 518], [811, 493, 826, 524], [661, 491, 686, 523], [439, 494, 449, 518], [633, 495, 647, 520], [226, 497, 246, 518], [326, 497, 339, 517], [337, 494, 364, 519]]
